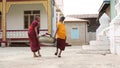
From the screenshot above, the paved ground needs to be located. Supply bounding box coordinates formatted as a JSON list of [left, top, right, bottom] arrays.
[[0, 46, 120, 68]]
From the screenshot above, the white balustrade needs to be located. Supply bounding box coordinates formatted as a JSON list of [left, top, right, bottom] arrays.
[[115, 0, 119, 5], [115, 0, 120, 17], [0, 30, 48, 41]]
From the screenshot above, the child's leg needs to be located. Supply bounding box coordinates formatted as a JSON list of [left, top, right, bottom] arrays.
[[58, 50, 62, 58], [33, 52, 38, 57], [38, 50, 41, 57], [55, 47, 58, 55]]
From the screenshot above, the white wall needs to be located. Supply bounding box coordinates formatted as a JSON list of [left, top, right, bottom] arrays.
[[7, 4, 47, 30], [109, 0, 120, 55], [97, 13, 110, 36], [109, 18, 120, 54]]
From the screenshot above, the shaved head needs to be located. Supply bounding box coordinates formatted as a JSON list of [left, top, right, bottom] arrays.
[[35, 16, 40, 22], [59, 16, 65, 22]]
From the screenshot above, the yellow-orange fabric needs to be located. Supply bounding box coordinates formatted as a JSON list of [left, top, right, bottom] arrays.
[[56, 22, 66, 39]]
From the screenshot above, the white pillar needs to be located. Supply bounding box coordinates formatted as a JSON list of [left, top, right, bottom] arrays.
[[109, 21, 116, 54], [110, 18, 120, 54]]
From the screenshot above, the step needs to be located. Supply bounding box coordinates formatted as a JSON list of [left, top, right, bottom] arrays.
[[82, 45, 110, 50], [78, 49, 110, 54], [97, 35, 109, 41], [90, 40, 110, 46]]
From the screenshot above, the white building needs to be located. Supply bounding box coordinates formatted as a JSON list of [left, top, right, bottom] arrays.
[[0, 0, 64, 47]]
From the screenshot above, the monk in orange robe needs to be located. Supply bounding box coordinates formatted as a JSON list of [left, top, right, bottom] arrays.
[[54, 16, 66, 58]]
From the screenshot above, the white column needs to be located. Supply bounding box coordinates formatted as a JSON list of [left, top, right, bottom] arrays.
[[109, 21, 116, 54], [110, 18, 120, 54]]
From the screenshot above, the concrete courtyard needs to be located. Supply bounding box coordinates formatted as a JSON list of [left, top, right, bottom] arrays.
[[0, 46, 120, 68]]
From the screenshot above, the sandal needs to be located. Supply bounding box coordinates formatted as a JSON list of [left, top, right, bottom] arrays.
[[34, 55, 39, 57], [54, 52, 58, 55], [58, 55, 61, 58]]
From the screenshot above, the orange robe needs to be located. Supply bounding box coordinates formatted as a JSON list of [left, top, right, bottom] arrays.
[[56, 22, 66, 51]]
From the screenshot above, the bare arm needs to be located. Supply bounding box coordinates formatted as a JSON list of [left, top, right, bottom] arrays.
[[54, 28, 58, 38], [35, 26, 39, 38]]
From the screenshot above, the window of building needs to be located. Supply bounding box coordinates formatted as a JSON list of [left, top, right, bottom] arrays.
[[24, 10, 40, 29], [71, 28, 79, 39], [0, 12, 1, 30]]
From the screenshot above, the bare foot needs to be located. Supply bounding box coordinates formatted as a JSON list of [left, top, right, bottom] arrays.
[[38, 54, 41, 57]]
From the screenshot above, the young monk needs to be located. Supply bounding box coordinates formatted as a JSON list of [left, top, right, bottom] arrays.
[[54, 16, 66, 58], [28, 16, 41, 57]]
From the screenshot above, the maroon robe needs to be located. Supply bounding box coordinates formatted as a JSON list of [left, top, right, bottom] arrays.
[[28, 20, 40, 52], [57, 38, 66, 51]]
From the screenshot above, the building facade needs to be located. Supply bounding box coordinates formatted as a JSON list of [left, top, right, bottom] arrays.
[[64, 17, 88, 45], [52, 0, 64, 36], [87, 0, 120, 54], [0, 0, 64, 47], [68, 14, 98, 44], [109, 0, 120, 55], [82, 0, 111, 50]]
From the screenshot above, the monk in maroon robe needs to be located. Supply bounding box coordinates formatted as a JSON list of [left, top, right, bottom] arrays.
[[28, 16, 41, 57]]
